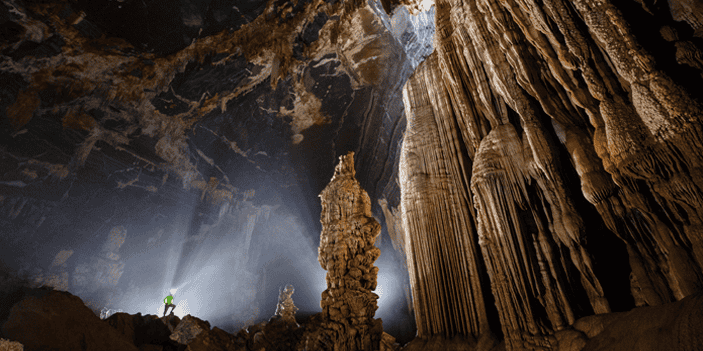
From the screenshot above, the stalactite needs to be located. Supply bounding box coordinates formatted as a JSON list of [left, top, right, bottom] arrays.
[[470, 123, 595, 349], [400, 0, 703, 349], [400, 53, 491, 339]]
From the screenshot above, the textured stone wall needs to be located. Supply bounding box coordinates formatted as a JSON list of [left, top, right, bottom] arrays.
[[400, 0, 703, 349]]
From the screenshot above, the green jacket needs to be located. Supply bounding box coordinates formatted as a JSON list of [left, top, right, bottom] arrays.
[[164, 295, 173, 305]]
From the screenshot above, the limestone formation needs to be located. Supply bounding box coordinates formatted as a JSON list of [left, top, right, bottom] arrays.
[[2, 0, 703, 348], [400, 53, 492, 339], [400, 0, 703, 349], [28, 250, 74, 292], [274, 284, 299, 325], [315, 151, 384, 351]]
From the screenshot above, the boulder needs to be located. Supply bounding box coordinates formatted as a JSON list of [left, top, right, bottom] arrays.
[[0, 287, 138, 351], [0, 338, 24, 351], [574, 292, 703, 351], [248, 316, 303, 351], [185, 326, 246, 351], [170, 315, 211, 345], [106, 312, 171, 346], [161, 314, 182, 333], [101, 307, 124, 320]]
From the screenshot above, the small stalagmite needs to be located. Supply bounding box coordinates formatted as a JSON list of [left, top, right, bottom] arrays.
[[275, 284, 299, 326]]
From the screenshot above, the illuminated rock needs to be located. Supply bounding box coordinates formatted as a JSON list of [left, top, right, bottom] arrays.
[[313, 151, 384, 351], [100, 307, 124, 320], [0, 338, 23, 351], [169, 314, 211, 345], [274, 284, 299, 325], [102, 226, 127, 260], [400, 52, 493, 339]]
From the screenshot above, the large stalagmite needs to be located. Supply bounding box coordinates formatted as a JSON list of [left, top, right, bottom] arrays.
[[315, 151, 384, 351]]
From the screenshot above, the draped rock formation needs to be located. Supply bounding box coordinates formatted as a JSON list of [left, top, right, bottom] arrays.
[[400, 53, 491, 339], [315, 151, 384, 351], [400, 0, 703, 350]]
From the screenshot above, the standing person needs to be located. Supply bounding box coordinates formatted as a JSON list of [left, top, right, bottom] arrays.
[[163, 294, 176, 317]]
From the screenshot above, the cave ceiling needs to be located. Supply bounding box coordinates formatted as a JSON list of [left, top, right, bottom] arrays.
[[0, 0, 431, 242]]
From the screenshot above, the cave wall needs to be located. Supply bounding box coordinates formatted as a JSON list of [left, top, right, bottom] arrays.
[[399, 0, 703, 349]]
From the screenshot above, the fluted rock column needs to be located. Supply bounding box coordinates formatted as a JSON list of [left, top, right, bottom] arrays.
[[400, 53, 492, 339], [317, 151, 383, 351]]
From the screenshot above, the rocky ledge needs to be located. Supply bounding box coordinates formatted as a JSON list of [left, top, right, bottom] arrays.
[[0, 276, 402, 351], [0, 276, 702, 351]]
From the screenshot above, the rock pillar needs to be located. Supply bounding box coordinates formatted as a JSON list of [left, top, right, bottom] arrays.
[[317, 151, 383, 351], [275, 284, 299, 325]]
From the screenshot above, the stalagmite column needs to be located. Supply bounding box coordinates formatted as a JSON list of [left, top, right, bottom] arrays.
[[274, 284, 299, 325], [317, 151, 383, 351]]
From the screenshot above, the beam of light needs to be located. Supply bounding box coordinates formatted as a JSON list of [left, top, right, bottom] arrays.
[[373, 252, 404, 321], [153, 298, 191, 318], [109, 187, 331, 329], [375, 283, 384, 299], [420, 0, 434, 11], [375, 270, 394, 306]]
